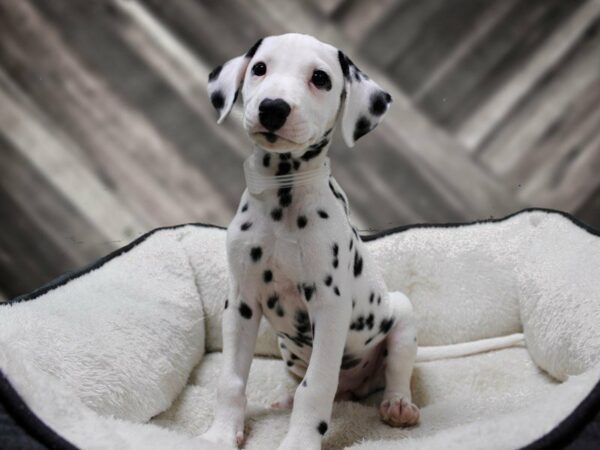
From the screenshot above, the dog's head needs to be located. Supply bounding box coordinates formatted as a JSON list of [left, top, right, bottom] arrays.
[[207, 33, 392, 152]]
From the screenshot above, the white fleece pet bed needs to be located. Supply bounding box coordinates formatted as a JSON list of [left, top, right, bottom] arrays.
[[1, 208, 599, 450]]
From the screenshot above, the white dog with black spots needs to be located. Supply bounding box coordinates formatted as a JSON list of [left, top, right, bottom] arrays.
[[201, 33, 419, 450]]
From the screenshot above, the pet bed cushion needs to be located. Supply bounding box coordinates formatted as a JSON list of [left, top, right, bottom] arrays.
[[0, 209, 599, 450]]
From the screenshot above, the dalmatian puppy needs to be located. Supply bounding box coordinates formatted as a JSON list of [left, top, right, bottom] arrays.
[[201, 33, 419, 449]]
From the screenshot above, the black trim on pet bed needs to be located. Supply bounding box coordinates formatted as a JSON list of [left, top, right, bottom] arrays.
[[0, 370, 79, 450], [1, 208, 599, 450]]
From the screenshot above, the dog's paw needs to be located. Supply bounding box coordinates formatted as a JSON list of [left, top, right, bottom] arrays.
[[199, 422, 244, 448], [379, 395, 420, 427], [270, 393, 294, 410]]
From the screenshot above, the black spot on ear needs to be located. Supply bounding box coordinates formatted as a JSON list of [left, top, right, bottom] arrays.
[[318, 421, 328, 435], [224, 299, 228, 309], [297, 215, 308, 228], [370, 91, 391, 116], [210, 91, 225, 110], [271, 208, 283, 221], [338, 50, 350, 81], [246, 38, 263, 58], [240, 221, 252, 231], [250, 246, 262, 262], [208, 65, 222, 82], [239, 302, 253, 319], [263, 270, 273, 283], [263, 153, 271, 167], [353, 116, 371, 142]]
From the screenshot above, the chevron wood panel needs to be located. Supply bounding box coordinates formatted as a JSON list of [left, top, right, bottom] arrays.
[[0, 0, 597, 299]]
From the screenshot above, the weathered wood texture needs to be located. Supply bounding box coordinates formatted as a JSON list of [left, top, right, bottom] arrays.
[[0, 0, 598, 298]]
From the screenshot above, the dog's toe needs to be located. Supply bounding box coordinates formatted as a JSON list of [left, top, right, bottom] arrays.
[[379, 396, 420, 427]]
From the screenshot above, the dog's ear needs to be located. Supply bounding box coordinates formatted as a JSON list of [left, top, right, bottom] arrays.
[[207, 39, 263, 124], [338, 51, 392, 147]]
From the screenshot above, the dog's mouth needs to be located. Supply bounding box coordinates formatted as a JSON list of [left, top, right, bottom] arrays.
[[251, 131, 307, 151]]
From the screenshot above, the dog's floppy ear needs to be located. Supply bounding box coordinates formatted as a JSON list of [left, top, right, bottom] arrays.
[[338, 51, 392, 147], [207, 39, 263, 124]]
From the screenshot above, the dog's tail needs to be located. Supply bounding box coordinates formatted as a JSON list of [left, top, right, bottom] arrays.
[[415, 333, 525, 362]]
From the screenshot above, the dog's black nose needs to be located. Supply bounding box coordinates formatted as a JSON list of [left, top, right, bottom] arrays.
[[258, 98, 291, 131]]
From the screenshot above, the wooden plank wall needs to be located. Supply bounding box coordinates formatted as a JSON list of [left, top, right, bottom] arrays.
[[0, 0, 598, 299]]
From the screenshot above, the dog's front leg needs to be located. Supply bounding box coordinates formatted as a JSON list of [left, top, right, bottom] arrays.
[[278, 299, 352, 450], [201, 281, 261, 448]]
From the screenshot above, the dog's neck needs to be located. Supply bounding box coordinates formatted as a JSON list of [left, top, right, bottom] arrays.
[[244, 135, 333, 208]]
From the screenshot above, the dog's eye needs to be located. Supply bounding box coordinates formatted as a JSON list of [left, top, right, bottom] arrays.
[[252, 62, 267, 76], [311, 70, 331, 90]]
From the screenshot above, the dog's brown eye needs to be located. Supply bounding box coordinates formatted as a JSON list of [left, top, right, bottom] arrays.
[[252, 62, 267, 76], [311, 70, 331, 90]]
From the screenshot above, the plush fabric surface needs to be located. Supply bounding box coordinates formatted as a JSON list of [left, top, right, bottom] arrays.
[[0, 210, 599, 450]]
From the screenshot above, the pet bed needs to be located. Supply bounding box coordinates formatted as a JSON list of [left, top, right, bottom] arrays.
[[0, 208, 599, 450]]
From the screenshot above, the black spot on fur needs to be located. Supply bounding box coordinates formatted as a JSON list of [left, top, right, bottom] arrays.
[[369, 292, 374, 304], [324, 275, 332, 286], [276, 161, 292, 176], [293, 159, 301, 170], [332, 243, 339, 256], [301, 138, 328, 161], [263, 270, 273, 283], [333, 258, 339, 269], [302, 380, 308, 387], [276, 305, 285, 317], [318, 421, 328, 435], [267, 293, 279, 309], [353, 252, 363, 277], [333, 286, 340, 296], [370, 91, 391, 116], [263, 153, 271, 167], [250, 246, 262, 262], [241, 202, 248, 212], [224, 299, 228, 309], [240, 221, 252, 231], [287, 360, 294, 367], [210, 91, 225, 110], [377, 295, 382, 305], [271, 208, 283, 221], [208, 65, 222, 82], [353, 116, 371, 142], [366, 313, 374, 330], [246, 38, 263, 58], [239, 302, 253, 319], [365, 336, 374, 345], [318, 210, 329, 219], [302, 283, 316, 301], [349, 238, 354, 251], [295, 310, 311, 334], [297, 215, 308, 228], [380, 317, 395, 334]]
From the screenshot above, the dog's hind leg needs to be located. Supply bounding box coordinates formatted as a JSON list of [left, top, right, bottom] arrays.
[[379, 291, 420, 427]]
